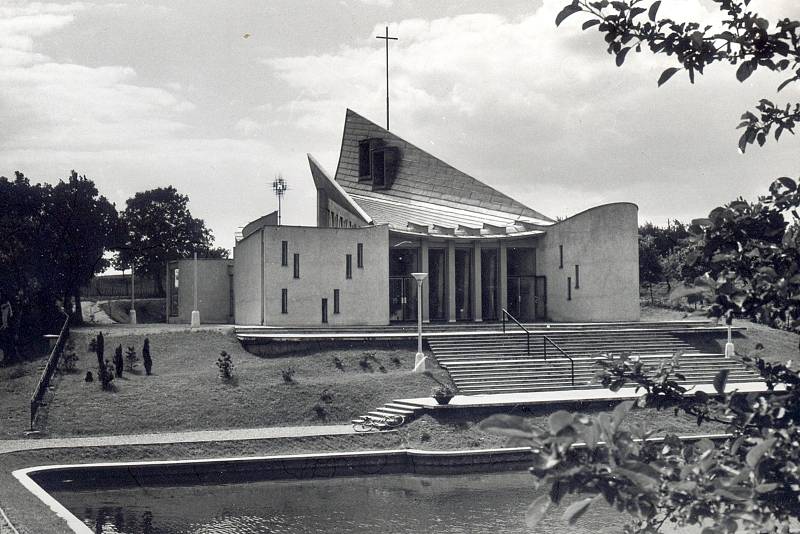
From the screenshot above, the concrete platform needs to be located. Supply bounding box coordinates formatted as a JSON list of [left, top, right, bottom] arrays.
[[401, 381, 773, 410]]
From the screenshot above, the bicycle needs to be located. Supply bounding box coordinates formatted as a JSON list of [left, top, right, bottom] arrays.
[[352, 413, 405, 432]]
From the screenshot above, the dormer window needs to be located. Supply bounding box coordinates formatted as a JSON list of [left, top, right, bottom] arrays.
[[358, 138, 383, 180], [358, 138, 399, 190]]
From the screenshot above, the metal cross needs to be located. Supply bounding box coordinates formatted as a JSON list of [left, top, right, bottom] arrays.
[[376, 26, 398, 130]]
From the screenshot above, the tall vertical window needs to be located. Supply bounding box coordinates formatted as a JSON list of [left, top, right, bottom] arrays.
[[321, 298, 328, 323], [567, 277, 572, 301], [346, 254, 352, 279], [357, 243, 364, 268], [293, 253, 300, 279], [334, 289, 340, 314], [281, 288, 288, 314], [281, 241, 288, 266], [559, 245, 564, 269], [575, 265, 580, 289]]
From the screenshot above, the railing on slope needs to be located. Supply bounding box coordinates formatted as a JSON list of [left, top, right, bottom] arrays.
[[501, 308, 530, 357], [30, 310, 70, 431], [543, 335, 575, 386]]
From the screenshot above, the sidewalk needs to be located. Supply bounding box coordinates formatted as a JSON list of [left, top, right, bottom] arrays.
[[0, 424, 355, 455]]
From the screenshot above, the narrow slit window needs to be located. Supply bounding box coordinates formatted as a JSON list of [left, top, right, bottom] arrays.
[[357, 243, 364, 268], [321, 298, 328, 323], [334, 289, 340, 314], [567, 277, 572, 301], [346, 254, 352, 279], [281, 288, 288, 314], [281, 241, 288, 266], [293, 253, 300, 279], [575, 265, 580, 289], [559, 245, 563, 269]]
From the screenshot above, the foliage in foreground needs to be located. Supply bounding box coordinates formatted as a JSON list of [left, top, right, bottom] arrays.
[[480, 352, 799, 533]]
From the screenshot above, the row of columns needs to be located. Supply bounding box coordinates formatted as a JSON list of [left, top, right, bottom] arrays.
[[417, 240, 509, 323]]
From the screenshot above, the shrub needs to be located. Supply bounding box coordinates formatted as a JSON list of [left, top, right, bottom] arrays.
[[420, 431, 431, 442], [391, 356, 402, 368], [312, 403, 328, 420], [88, 337, 97, 354], [100, 360, 114, 391], [332, 356, 345, 371], [125, 346, 139, 372], [60, 340, 79, 372], [114, 345, 124, 377], [281, 366, 296, 384], [142, 338, 152, 375], [358, 356, 373, 372], [216, 351, 234, 379], [319, 387, 334, 403]]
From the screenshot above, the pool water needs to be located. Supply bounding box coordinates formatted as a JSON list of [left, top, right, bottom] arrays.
[[51, 471, 632, 533]]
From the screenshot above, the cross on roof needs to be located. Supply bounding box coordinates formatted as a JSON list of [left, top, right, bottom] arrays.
[[376, 26, 398, 130]]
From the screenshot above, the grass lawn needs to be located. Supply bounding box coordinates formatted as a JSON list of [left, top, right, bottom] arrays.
[[641, 304, 799, 364], [0, 347, 51, 439], [38, 328, 452, 437]]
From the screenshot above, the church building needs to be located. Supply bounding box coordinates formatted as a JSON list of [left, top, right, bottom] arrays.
[[228, 109, 640, 326]]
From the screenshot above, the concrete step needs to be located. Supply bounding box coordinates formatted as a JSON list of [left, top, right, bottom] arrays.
[[377, 405, 416, 416]]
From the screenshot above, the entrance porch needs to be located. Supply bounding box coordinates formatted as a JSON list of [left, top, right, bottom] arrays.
[[388, 237, 547, 323]]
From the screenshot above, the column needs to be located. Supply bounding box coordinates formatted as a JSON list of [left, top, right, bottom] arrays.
[[420, 240, 430, 323], [447, 240, 456, 322], [499, 241, 508, 315], [473, 241, 482, 322]]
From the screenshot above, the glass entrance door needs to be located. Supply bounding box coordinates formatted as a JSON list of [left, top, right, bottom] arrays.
[[389, 276, 417, 322], [507, 275, 545, 321]]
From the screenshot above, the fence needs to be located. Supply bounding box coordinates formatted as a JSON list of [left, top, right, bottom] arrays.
[[29, 310, 70, 431], [81, 274, 164, 299]]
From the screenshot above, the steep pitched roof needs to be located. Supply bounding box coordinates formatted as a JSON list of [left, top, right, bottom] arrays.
[[308, 154, 372, 224], [333, 109, 553, 223]]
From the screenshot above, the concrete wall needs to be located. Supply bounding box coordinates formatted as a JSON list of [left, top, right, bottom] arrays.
[[234, 224, 390, 326], [166, 259, 234, 324], [233, 231, 264, 325], [539, 203, 639, 322]]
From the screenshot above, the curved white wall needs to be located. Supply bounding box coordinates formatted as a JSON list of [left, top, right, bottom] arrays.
[[539, 203, 639, 322]]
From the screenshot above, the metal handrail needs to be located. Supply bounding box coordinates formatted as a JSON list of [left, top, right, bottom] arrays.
[[501, 308, 530, 357], [30, 309, 70, 431], [543, 335, 575, 386]]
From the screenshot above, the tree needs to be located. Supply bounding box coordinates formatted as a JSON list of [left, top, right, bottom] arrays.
[[555, 0, 800, 154], [49, 171, 119, 325], [116, 186, 228, 294], [639, 235, 663, 304], [484, 2, 800, 532]]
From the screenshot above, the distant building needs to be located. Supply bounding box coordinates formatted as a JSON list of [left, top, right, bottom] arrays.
[[229, 109, 640, 326]]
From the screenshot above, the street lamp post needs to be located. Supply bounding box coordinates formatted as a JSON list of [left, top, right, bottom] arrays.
[[129, 265, 137, 325], [191, 251, 200, 327], [411, 272, 429, 373]]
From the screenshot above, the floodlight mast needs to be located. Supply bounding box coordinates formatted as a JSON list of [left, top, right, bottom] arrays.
[[272, 175, 288, 226]]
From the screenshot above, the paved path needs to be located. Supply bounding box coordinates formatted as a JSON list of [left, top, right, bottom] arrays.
[[0, 424, 355, 455]]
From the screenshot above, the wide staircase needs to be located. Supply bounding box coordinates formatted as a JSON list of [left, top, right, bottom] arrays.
[[427, 321, 760, 396]]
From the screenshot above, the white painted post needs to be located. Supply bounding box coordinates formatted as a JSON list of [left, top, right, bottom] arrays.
[[191, 252, 200, 327], [129, 265, 137, 325], [411, 272, 430, 372], [725, 323, 735, 358]]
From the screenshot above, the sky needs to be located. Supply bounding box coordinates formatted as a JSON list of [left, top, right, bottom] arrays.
[[2, 0, 799, 256]]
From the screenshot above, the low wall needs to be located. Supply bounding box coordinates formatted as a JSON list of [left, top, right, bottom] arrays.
[[24, 448, 533, 492]]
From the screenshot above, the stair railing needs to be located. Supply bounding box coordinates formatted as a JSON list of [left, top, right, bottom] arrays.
[[543, 335, 575, 386], [501, 308, 530, 358]]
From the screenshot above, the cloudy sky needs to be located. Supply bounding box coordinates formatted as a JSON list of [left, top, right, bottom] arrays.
[[2, 0, 799, 255]]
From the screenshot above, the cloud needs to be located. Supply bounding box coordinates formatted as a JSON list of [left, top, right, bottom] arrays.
[[354, 0, 393, 6], [264, 0, 800, 223]]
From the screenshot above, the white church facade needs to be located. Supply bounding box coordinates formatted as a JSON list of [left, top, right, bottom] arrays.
[[169, 109, 640, 326]]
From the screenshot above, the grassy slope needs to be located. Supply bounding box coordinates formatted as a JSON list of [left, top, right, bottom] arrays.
[[98, 298, 165, 324], [40, 329, 452, 437], [641, 304, 799, 364], [0, 355, 49, 439]]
